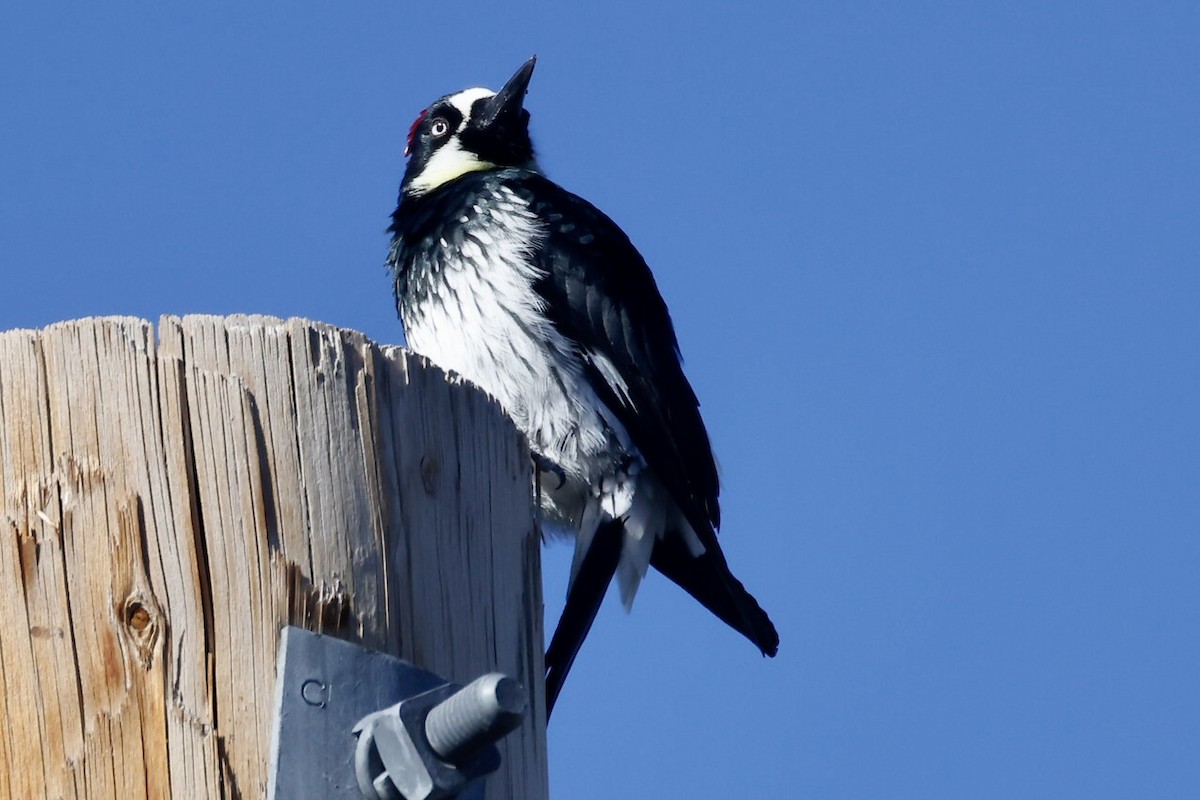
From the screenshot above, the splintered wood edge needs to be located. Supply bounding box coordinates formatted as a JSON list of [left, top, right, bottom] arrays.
[[0, 315, 547, 800]]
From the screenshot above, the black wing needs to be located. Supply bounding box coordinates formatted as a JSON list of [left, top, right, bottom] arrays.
[[514, 173, 779, 717], [516, 172, 777, 650], [510, 173, 722, 535]]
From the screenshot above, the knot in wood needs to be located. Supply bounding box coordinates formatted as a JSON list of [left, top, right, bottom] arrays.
[[121, 594, 161, 669], [126, 602, 151, 632]]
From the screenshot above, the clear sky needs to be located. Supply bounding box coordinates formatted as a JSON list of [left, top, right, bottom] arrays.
[[3, 3, 1198, 798]]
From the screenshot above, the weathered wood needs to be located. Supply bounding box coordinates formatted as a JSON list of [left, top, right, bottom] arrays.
[[0, 315, 547, 800]]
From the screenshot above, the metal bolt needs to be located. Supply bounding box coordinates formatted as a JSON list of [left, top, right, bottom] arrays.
[[424, 673, 526, 764]]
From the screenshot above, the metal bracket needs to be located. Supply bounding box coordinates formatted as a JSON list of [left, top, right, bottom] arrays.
[[268, 627, 526, 800]]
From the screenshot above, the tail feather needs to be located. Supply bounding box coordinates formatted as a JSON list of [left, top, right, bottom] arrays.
[[544, 519, 624, 718], [546, 520, 778, 720], [649, 531, 779, 657]]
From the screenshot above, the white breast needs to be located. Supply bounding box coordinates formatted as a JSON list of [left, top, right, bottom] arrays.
[[402, 186, 628, 488]]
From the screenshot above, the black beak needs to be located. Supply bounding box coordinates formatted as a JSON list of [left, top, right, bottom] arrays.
[[479, 56, 536, 129]]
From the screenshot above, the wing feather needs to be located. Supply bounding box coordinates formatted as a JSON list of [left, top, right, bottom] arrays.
[[508, 174, 721, 534]]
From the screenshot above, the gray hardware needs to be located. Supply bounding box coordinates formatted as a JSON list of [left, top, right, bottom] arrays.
[[353, 673, 527, 799], [268, 626, 526, 800]]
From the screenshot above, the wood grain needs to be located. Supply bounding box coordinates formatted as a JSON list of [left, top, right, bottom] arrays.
[[0, 316, 547, 800]]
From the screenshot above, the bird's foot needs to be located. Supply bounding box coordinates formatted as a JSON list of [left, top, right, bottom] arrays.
[[531, 452, 567, 491]]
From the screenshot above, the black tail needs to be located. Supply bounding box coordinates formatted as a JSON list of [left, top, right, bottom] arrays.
[[544, 519, 624, 719], [649, 531, 779, 657], [545, 521, 778, 720]]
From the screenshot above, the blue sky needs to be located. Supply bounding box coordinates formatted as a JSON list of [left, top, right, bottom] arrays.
[[3, 2, 1198, 798]]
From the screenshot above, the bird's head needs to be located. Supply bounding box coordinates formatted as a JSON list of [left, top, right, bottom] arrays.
[[399, 57, 537, 198]]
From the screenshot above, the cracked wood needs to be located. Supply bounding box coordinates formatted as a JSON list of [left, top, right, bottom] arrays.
[[0, 315, 547, 800]]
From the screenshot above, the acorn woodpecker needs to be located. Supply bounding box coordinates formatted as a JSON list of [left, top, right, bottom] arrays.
[[387, 57, 778, 716]]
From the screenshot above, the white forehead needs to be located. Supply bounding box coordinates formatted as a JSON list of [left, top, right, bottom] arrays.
[[447, 87, 496, 121]]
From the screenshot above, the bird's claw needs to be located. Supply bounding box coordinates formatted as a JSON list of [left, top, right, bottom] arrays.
[[531, 452, 567, 491]]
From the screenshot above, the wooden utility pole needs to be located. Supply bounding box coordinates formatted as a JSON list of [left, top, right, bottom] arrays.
[[0, 315, 548, 800]]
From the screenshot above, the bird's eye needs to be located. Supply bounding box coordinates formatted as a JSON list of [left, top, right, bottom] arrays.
[[430, 118, 451, 137]]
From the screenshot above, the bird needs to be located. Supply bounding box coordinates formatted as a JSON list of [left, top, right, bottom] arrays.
[[386, 57, 778, 717]]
